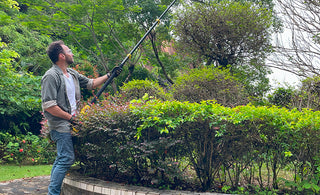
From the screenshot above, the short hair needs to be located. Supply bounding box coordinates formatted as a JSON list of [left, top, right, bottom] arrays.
[[47, 40, 65, 64]]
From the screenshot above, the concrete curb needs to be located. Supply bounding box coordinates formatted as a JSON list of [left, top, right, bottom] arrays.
[[62, 174, 227, 195]]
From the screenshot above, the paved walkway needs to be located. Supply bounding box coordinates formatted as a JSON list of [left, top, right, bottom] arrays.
[[0, 175, 50, 195]]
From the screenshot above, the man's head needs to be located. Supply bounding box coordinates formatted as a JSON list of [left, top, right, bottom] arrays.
[[47, 40, 74, 65]]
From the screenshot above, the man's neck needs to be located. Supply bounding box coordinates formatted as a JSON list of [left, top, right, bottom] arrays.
[[56, 62, 68, 74]]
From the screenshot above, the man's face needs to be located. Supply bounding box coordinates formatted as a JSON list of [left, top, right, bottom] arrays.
[[62, 45, 74, 65]]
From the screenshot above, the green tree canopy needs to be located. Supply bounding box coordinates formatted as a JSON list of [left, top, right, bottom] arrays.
[[173, 0, 273, 67], [173, 0, 274, 96], [20, 0, 130, 72], [0, 1, 52, 75], [123, 0, 179, 84], [19, 0, 178, 90]]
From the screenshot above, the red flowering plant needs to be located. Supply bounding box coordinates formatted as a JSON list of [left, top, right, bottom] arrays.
[[1, 131, 55, 165]]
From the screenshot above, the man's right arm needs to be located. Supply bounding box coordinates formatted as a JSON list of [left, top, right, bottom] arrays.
[[45, 106, 72, 121], [42, 73, 72, 120]]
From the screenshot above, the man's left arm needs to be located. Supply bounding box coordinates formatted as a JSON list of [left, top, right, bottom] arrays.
[[93, 74, 109, 89]]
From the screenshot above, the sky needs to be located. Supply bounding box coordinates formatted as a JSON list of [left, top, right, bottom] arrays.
[[267, 28, 300, 88], [268, 68, 299, 88], [267, 2, 300, 89]]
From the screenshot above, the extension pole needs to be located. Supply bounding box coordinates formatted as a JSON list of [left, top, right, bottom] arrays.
[[90, 0, 177, 104]]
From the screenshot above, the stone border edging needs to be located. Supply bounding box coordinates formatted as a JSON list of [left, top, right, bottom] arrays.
[[62, 174, 226, 195]]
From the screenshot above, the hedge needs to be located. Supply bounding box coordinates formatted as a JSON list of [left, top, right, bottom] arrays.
[[72, 96, 320, 194]]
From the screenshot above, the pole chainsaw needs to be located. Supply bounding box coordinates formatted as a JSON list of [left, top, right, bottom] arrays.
[[90, 0, 177, 105], [73, 0, 177, 133]]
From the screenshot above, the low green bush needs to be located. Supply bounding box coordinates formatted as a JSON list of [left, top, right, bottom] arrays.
[[72, 97, 320, 194], [118, 79, 172, 101]]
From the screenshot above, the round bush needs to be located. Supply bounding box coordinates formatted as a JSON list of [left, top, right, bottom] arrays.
[[119, 79, 172, 101], [171, 67, 249, 107]]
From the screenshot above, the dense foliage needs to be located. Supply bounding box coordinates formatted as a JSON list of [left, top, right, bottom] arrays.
[[72, 97, 320, 194], [0, 40, 42, 135], [174, 1, 274, 67]]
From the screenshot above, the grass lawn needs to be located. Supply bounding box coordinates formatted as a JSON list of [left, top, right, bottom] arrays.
[[0, 164, 52, 181]]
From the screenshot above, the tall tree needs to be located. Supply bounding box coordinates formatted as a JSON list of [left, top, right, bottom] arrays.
[[173, 1, 273, 67], [173, 0, 275, 96]]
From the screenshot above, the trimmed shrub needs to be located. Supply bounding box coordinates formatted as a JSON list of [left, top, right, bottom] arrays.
[[118, 79, 172, 101], [171, 66, 249, 107], [73, 100, 187, 189]]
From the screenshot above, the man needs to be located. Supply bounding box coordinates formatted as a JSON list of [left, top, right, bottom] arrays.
[[41, 40, 121, 195]]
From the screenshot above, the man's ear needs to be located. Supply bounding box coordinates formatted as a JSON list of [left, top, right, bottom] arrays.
[[59, 53, 65, 59]]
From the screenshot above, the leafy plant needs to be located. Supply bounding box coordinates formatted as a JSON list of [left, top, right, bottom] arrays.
[[0, 40, 42, 135], [0, 132, 55, 165], [268, 86, 294, 108]]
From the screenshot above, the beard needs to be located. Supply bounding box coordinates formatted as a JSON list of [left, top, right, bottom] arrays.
[[66, 55, 74, 65]]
